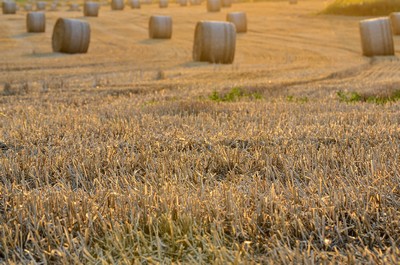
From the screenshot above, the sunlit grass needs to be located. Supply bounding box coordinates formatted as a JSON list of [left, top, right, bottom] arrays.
[[322, 0, 400, 16]]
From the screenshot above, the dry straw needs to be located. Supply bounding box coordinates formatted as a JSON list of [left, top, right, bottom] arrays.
[[159, 0, 168, 8], [190, 0, 201, 5], [2, 1, 17, 14], [129, 0, 140, 9], [359, 17, 394, 57], [111, 0, 124, 10], [26, 11, 45, 33], [289, 0, 297, 4], [390, 12, 400, 35], [193, 21, 236, 64], [52, 18, 91, 54], [226, 11, 247, 33], [36, 1, 46, 10], [149, 15, 172, 39], [207, 0, 220, 12], [84, 2, 99, 17]]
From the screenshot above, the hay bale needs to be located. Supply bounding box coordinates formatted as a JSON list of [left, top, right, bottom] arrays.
[[193, 21, 236, 64], [179, 0, 187, 6], [69, 3, 80, 11], [36, 1, 46, 10], [359, 17, 394, 57], [52, 18, 90, 54], [2, 1, 17, 14], [226, 12, 246, 33], [49, 2, 58, 11], [84, 2, 99, 16], [159, 0, 168, 8], [221, 0, 231, 8], [149, 15, 172, 39], [289, 0, 297, 4], [129, 0, 140, 9], [24, 3, 33, 11], [390, 12, 400, 35], [207, 0, 220, 12], [26, 11, 45, 32], [111, 0, 124, 10], [190, 0, 201, 5]]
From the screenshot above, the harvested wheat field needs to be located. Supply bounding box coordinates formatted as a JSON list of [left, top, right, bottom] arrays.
[[0, 0, 399, 263]]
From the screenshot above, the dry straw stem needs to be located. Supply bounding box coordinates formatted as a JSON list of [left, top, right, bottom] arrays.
[[111, 0, 124, 10], [2, 1, 16, 14], [359, 17, 394, 57], [129, 0, 140, 9], [226, 11, 247, 33], [149, 15, 172, 39], [207, 0, 220, 12], [193, 21, 236, 64], [84, 2, 100, 17], [26, 12, 45, 33], [159, 0, 168, 8], [390, 12, 400, 35], [52, 18, 91, 54], [36, 1, 46, 10]]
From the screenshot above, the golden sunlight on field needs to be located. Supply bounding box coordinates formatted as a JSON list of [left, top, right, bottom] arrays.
[[0, 0, 399, 263]]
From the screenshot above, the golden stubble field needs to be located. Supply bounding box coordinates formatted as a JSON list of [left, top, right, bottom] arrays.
[[0, 0, 399, 263]]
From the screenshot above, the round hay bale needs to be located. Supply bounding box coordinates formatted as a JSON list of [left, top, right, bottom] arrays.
[[2, 1, 17, 14], [24, 3, 33, 11], [36, 1, 46, 10], [129, 0, 140, 9], [190, 0, 201, 5], [69, 3, 80, 11], [289, 0, 297, 4], [390, 12, 400, 35], [159, 0, 168, 8], [226, 12, 246, 33], [193, 21, 236, 64], [149, 15, 172, 39], [207, 0, 220, 12], [359, 17, 394, 57], [111, 0, 124, 10], [221, 0, 231, 7], [52, 18, 91, 54], [84, 2, 99, 16], [26, 11, 45, 32], [179, 0, 187, 6]]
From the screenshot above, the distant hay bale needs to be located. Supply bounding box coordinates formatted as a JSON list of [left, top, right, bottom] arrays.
[[26, 12, 45, 33], [193, 21, 236, 64], [226, 12, 246, 33], [390, 12, 400, 35], [221, 0, 231, 8], [179, 0, 187, 6], [52, 18, 91, 54], [359, 17, 394, 57], [289, 0, 297, 4], [84, 2, 99, 16], [69, 3, 80, 11], [159, 0, 168, 8], [129, 0, 140, 9], [190, 0, 201, 5], [36, 1, 46, 10], [207, 0, 220, 12], [2, 1, 17, 14], [24, 3, 33, 11], [149, 15, 172, 39], [49, 3, 58, 11], [111, 0, 124, 10]]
